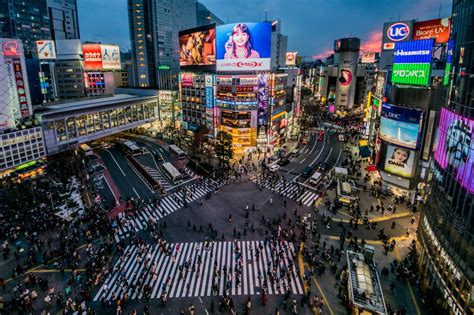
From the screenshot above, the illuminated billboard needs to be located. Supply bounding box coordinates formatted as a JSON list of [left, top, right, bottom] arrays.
[[181, 73, 194, 87], [83, 44, 121, 70], [384, 145, 415, 178], [443, 40, 454, 86], [361, 52, 376, 63], [36, 40, 56, 59], [216, 22, 271, 71], [379, 103, 424, 149], [434, 108, 474, 193], [179, 25, 216, 67], [392, 39, 433, 86], [382, 20, 413, 50], [257, 73, 269, 136], [412, 18, 450, 44], [285, 52, 297, 66]]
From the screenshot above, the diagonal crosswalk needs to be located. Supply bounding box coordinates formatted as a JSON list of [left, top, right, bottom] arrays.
[[114, 178, 223, 241], [93, 240, 303, 301], [253, 175, 319, 207]]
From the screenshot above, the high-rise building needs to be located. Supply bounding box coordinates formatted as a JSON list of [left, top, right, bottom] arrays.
[[0, 0, 51, 58], [270, 20, 287, 70], [128, 0, 198, 89], [417, 1, 474, 315], [54, 39, 85, 100], [46, 0, 80, 41], [196, 2, 223, 27]]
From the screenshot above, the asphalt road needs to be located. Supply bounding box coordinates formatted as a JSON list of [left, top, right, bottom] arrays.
[[280, 131, 344, 182]]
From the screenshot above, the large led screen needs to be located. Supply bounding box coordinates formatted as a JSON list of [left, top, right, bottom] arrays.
[[384, 145, 415, 178], [179, 26, 216, 67], [379, 103, 424, 149], [434, 108, 474, 193], [216, 22, 271, 71]]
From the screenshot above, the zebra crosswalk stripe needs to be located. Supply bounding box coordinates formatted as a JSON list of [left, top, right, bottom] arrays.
[[94, 240, 303, 301]]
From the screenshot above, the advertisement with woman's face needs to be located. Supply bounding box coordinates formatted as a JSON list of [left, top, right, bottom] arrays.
[[216, 22, 271, 71], [434, 108, 474, 193], [384, 145, 415, 178]]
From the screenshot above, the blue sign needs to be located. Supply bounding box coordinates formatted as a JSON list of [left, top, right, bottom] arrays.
[[387, 22, 411, 41], [205, 87, 214, 109], [393, 39, 434, 64]]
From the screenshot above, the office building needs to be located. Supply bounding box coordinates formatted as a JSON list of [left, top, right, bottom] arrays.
[[46, 0, 80, 41], [270, 20, 287, 70], [128, 0, 198, 89], [0, 0, 51, 58], [417, 0, 474, 314], [196, 2, 223, 27], [54, 39, 85, 100]]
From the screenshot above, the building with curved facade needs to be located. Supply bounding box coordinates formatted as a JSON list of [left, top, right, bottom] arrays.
[[417, 1, 474, 314]]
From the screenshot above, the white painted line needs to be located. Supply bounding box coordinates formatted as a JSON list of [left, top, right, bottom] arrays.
[[324, 147, 333, 162], [132, 187, 141, 198], [292, 174, 302, 182], [101, 174, 118, 204], [126, 160, 154, 193], [105, 149, 126, 176], [335, 148, 343, 166], [308, 138, 318, 155], [287, 167, 295, 174], [299, 157, 307, 164], [169, 176, 199, 191], [308, 134, 327, 167]]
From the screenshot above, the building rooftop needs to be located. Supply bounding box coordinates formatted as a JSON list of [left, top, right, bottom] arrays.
[[35, 94, 157, 118], [346, 250, 387, 315]]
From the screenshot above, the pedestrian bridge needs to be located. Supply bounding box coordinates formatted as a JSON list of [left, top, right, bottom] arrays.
[[35, 94, 158, 154]]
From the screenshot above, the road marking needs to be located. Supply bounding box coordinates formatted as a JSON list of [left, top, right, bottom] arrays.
[[292, 174, 302, 182], [308, 135, 327, 167], [132, 187, 141, 198], [324, 147, 333, 163], [105, 149, 126, 176], [394, 246, 421, 315], [101, 174, 119, 204], [308, 138, 318, 155], [309, 265, 335, 315], [335, 148, 343, 166], [299, 157, 307, 164], [287, 167, 295, 174]]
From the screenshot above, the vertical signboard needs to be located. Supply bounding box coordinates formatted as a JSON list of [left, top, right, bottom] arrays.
[[12, 59, 29, 117], [443, 40, 454, 86], [257, 73, 269, 137]]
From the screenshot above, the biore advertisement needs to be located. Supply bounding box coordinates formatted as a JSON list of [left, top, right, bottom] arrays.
[[434, 108, 474, 193], [379, 103, 424, 149], [384, 145, 415, 178], [216, 22, 271, 71]]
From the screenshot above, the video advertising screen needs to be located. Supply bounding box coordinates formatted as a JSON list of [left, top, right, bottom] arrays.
[[216, 22, 271, 71], [379, 103, 424, 149], [384, 144, 415, 178], [434, 108, 474, 193], [179, 25, 216, 68]]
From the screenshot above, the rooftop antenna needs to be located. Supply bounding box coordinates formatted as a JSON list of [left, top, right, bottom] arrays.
[[265, 9, 268, 21], [438, 3, 441, 18]]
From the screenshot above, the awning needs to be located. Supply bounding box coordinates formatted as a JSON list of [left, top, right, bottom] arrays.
[[359, 145, 371, 158]]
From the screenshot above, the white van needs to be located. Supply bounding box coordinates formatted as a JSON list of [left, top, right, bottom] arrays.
[[309, 171, 324, 186]]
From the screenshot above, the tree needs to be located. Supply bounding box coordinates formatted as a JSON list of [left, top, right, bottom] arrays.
[[191, 125, 209, 155], [214, 131, 233, 167]]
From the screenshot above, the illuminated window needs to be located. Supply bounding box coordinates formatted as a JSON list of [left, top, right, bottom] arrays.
[[139, 57, 145, 61], [135, 9, 141, 13], [135, 3, 140, 7], [140, 75, 147, 79], [136, 22, 142, 26], [136, 15, 141, 19], [138, 46, 143, 49], [138, 52, 144, 55], [139, 63, 145, 67], [137, 34, 143, 37], [137, 28, 143, 32], [138, 40, 143, 44]]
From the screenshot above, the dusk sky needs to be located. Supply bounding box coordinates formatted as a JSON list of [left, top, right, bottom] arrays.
[[77, 0, 452, 59]]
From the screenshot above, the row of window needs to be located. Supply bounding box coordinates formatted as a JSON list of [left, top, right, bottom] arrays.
[[48, 102, 157, 142]]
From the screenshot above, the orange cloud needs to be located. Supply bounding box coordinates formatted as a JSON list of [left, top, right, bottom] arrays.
[[360, 31, 382, 53], [312, 48, 333, 60]]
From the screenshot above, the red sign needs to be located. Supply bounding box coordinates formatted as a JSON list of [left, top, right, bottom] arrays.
[[181, 73, 193, 87], [12, 59, 29, 117], [2, 40, 21, 57], [413, 18, 451, 44], [83, 44, 103, 70]]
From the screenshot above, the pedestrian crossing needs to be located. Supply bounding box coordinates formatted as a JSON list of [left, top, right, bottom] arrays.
[[114, 178, 223, 241], [253, 175, 319, 207], [142, 165, 172, 190], [93, 240, 303, 301]]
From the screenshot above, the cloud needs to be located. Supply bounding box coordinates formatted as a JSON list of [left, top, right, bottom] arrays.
[[312, 48, 333, 60], [360, 31, 382, 53]]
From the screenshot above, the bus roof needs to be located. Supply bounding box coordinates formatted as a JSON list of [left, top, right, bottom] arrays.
[[162, 162, 181, 176]]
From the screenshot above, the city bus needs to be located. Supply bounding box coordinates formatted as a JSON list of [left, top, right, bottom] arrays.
[[162, 162, 183, 184], [169, 144, 186, 160], [79, 143, 93, 156], [122, 140, 142, 156]]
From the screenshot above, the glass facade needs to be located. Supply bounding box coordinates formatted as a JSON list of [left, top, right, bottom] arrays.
[[418, 1, 474, 314], [0, 127, 45, 172]]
